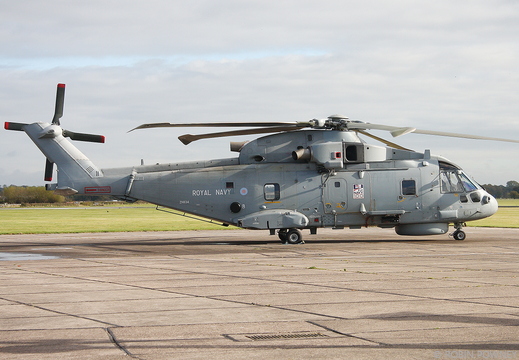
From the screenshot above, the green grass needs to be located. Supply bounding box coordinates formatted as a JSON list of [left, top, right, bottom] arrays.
[[467, 199, 519, 228], [0, 204, 232, 234], [495, 198, 519, 207], [1, 199, 517, 235]]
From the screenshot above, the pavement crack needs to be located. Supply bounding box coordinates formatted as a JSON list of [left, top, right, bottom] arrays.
[[106, 327, 141, 359], [307, 320, 388, 346]]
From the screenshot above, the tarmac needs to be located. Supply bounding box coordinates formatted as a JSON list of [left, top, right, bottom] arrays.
[[0, 227, 518, 359]]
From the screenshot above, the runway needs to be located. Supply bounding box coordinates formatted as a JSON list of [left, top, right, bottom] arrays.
[[1, 227, 518, 359]]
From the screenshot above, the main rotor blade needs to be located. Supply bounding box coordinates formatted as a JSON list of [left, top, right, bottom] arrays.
[[178, 126, 303, 145], [345, 123, 418, 137], [409, 129, 519, 143], [356, 130, 412, 151], [52, 83, 66, 125], [347, 122, 519, 143], [129, 121, 308, 132]]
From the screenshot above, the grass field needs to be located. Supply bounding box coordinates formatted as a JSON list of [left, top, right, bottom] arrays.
[[0, 204, 231, 234], [491, 199, 519, 207], [467, 198, 519, 228], [1, 200, 517, 235]]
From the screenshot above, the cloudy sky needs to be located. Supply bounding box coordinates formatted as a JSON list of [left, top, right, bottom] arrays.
[[1, 0, 518, 186]]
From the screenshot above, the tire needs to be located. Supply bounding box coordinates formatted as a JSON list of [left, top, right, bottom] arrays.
[[286, 229, 303, 244], [453, 230, 466, 241]]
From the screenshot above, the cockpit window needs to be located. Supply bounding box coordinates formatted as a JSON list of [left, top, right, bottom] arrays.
[[439, 162, 480, 194], [459, 173, 479, 192], [440, 171, 464, 193]]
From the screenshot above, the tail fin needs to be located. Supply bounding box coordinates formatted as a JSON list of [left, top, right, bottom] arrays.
[[4, 84, 105, 195]]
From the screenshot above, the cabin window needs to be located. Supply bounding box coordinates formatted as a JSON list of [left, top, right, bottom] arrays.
[[460, 194, 468, 203], [264, 183, 280, 201], [402, 180, 416, 196], [335, 181, 341, 188]]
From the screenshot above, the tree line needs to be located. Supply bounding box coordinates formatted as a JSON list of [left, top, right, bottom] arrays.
[[481, 181, 519, 199], [1, 181, 518, 204], [0, 185, 114, 204]]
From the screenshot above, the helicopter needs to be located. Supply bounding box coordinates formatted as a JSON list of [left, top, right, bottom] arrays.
[[5, 84, 519, 244]]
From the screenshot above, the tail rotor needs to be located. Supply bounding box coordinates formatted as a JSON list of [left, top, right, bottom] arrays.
[[4, 83, 105, 181], [45, 83, 66, 180]]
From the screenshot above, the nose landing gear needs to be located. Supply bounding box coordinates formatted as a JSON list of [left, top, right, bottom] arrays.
[[451, 222, 467, 241]]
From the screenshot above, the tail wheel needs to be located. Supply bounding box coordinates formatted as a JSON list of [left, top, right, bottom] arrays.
[[286, 229, 303, 244]]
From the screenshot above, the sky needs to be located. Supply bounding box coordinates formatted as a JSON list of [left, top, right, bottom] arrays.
[[1, 0, 518, 187]]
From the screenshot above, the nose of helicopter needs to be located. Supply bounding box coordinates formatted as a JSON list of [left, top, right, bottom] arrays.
[[481, 191, 499, 218]]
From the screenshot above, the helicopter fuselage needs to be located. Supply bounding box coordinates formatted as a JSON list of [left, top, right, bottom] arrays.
[[32, 125, 496, 242], [6, 84, 512, 243]]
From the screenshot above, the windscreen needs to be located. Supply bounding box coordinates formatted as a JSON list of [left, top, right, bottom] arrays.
[[439, 161, 480, 193]]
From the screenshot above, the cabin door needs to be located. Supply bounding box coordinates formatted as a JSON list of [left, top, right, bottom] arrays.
[[322, 178, 348, 214]]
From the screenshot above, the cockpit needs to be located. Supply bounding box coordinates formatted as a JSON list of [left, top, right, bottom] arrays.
[[439, 161, 489, 204]]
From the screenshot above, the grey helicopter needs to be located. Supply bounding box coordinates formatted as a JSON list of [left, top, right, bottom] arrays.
[[5, 84, 519, 243]]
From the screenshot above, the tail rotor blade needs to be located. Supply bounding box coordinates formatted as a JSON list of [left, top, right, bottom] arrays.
[[63, 130, 105, 143], [4, 122, 28, 131], [44, 159, 54, 181], [52, 83, 66, 125]]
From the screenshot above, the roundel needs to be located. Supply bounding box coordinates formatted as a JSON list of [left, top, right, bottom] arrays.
[[240, 187, 248, 196]]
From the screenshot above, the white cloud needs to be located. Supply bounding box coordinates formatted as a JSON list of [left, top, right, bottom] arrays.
[[1, 0, 518, 186]]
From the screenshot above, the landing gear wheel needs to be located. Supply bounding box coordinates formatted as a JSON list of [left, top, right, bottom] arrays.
[[278, 229, 288, 243], [286, 229, 304, 244], [453, 230, 466, 241]]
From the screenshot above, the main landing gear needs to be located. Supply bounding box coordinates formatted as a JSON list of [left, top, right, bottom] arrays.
[[278, 229, 304, 244], [451, 222, 466, 241]]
